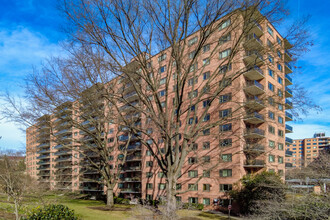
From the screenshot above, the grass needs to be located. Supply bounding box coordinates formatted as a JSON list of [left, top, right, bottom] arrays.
[[0, 194, 228, 220]]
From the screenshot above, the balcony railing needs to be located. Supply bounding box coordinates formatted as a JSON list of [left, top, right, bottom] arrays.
[[244, 128, 265, 139], [285, 112, 293, 121], [245, 96, 265, 110], [244, 51, 264, 66], [244, 144, 265, 153], [285, 62, 293, 73], [285, 75, 293, 85], [285, 124, 293, 133], [245, 33, 263, 49], [285, 87, 293, 97], [36, 154, 50, 160], [244, 66, 264, 80], [285, 137, 293, 144], [285, 99, 293, 109], [244, 80, 265, 96], [120, 188, 141, 193], [122, 166, 141, 172], [121, 177, 141, 182], [244, 159, 265, 168], [244, 112, 265, 124]]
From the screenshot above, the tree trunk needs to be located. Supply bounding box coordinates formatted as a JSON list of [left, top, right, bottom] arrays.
[[165, 174, 177, 219], [107, 187, 114, 208], [14, 199, 19, 220]]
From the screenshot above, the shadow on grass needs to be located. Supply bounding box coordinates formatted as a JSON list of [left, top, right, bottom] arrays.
[[198, 212, 231, 220]]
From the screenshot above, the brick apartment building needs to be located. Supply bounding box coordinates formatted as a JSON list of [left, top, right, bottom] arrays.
[[26, 10, 294, 206], [285, 133, 330, 168]]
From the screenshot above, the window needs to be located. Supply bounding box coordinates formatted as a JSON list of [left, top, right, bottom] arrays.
[[278, 156, 283, 164], [219, 169, 232, 177], [160, 77, 167, 85], [203, 156, 210, 163], [269, 125, 275, 134], [188, 170, 198, 178], [277, 63, 282, 72], [188, 117, 198, 125], [203, 58, 210, 66], [158, 172, 165, 178], [146, 161, 153, 167], [277, 36, 282, 45], [203, 184, 211, 191], [278, 104, 283, 111], [203, 71, 210, 80], [188, 77, 198, 86], [269, 154, 275, 162], [191, 143, 198, 150], [159, 90, 166, 97], [146, 150, 152, 156], [176, 183, 182, 190], [221, 154, 232, 162], [188, 36, 198, 46], [219, 93, 231, 103], [203, 100, 211, 108], [219, 78, 231, 88], [277, 50, 282, 59], [203, 198, 210, 205], [219, 48, 231, 59], [268, 111, 275, 120], [268, 69, 274, 78], [188, 89, 198, 98], [220, 138, 232, 147], [220, 184, 232, 192], [268, 82, 274, 92], [203, 44, 210, 53], [108, 138, 114, 143], [269, 140, 275, 148], [203, 170, 210, 177], [219, 63, 232, 74], [159, 65, 166, 73], [267, 26, 273, 36], [189, 63, 197, 72], [267, 39, 273, 49], [203, 85, 210, 93], [268, 97, 275, 106], [159, 183, 166, 190], [146, 172, 153, 178], [278, 116, 283, 124], [220, 123, 232, 132], [268, 54, 274, 64], [219, 19, 231, 30], [219, 108, 231, 118], [147, 183, 153, 189], [203, 142, 210, 149], [188, 157, 198, 164], [219, 33, 231, 45], [158, 53, 167, 62], [278, 129, 284, 137], [203, 129, 210, 135], [203, 114, 210, 122], [188, 50, 196, 59], [188, 197, 198, 204]]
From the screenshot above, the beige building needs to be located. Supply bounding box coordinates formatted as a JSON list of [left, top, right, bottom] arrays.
[[286, 133, 329, 168], [26, 10, 293, 207]]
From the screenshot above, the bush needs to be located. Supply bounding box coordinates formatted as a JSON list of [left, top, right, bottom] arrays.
[[23, 204, 78, 220], [114, 196, 130, 204], [182, 203, 204, 210]]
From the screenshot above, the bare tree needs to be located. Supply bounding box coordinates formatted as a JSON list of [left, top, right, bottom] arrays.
[[0, 152, 33, 220]]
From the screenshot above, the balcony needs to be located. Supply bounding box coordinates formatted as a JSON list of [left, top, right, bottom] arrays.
[[284, 50, 293, 62], [244, 128, 265, 139], [244, 80, 265, 95], [244, 33, 263, 50], [37, 160, 50, 165], [245, 96, 265, 110], [37, 166, 51, 171], [243, 144, 265, 153], [55, 129, 72, 136], [285, 62, 293, 74], [285, 112, 293, 121], [284, 39, 293, 49], [285, 137, 293, 145], [249, 20, 263, 37], [244, 66, 264, 81], [126, 155, 142, 162], [120, 188, 141, 193], [120, 177, 141, 182], [244, 112, 265, 124], [244, 159, 265, 168], [123, 91, 138, 102], [285, 75, 293, 86], [37, 154, 50, 160], [38, 142, 50, 148], [285, 99, 293, 109], [81, 187, 103, 192], [122, 166, 141, 172], [55, 150, 71, 156], [38, 171, 51, 177], [55, 156, 72, 162], [285, 87, 293, 97], [243, 51, 264, 66], [285, 124, 293, 133], [37, 148, 50, 154]]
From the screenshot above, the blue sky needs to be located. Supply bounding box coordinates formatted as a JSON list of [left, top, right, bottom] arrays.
[[0, 0, 329, 151]]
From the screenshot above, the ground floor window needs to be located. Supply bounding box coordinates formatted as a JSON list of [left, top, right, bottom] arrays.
[[188, 197, 198, 204]]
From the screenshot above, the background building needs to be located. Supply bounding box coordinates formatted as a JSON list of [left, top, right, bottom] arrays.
[[285, 132, 330, 168]]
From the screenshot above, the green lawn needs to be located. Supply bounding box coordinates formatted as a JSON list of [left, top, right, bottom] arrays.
[[0, 194, 232, 220]]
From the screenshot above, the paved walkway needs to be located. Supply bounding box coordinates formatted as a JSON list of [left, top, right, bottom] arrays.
[[205, 210, 243, 220]]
